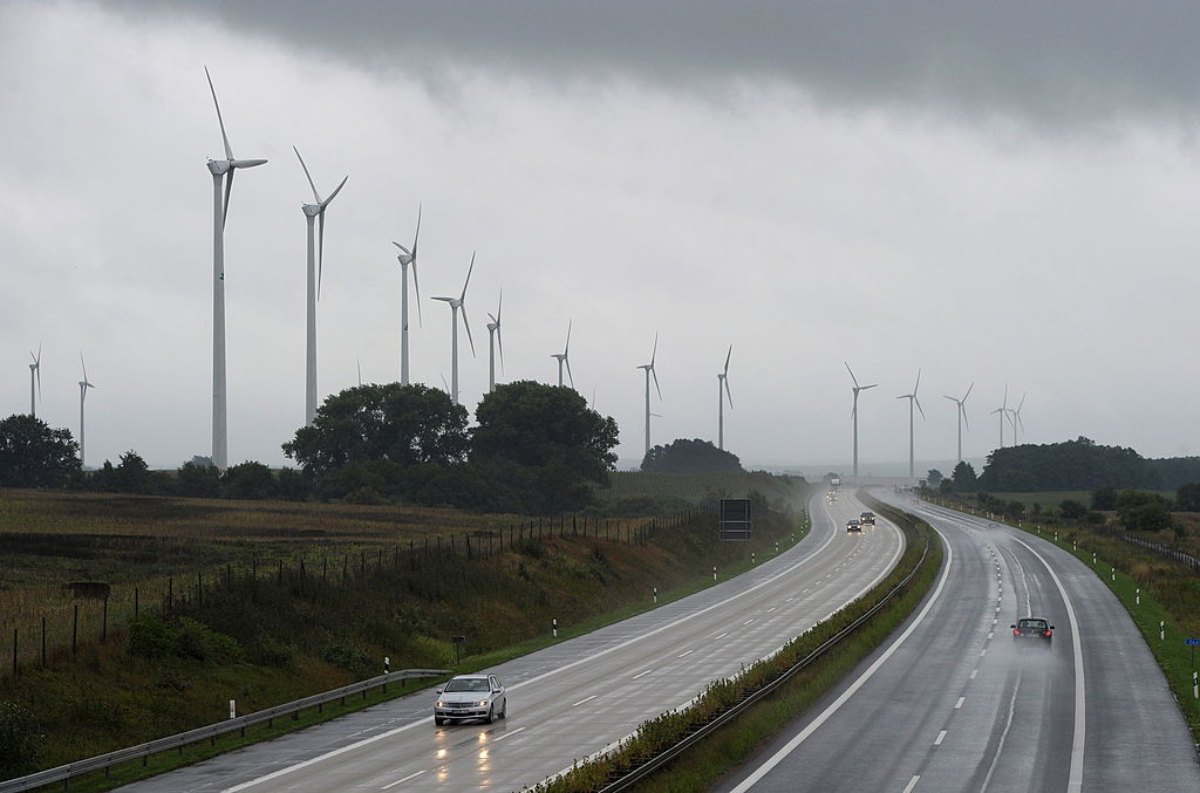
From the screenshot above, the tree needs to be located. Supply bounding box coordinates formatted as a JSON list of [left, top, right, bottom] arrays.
[[926, 469, 943, 488], [176, 460, 221, 498], [1175, 482, 1200, 512], [1091, 485, 1117, 511], [1059, 499, 1088, 520], [1115, 490, 1172, 531], [0, 414, 80, 487], [641, 438, 742, 474], [951, 461, 978, 492], [283, 384, 469, 477], [0, 700, 44, 777], [472, 381, 619, 512], [222, 461, 278, 500]]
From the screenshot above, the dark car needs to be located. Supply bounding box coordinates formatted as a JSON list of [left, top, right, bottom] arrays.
[[847, 519, 862, 533], [1011, 617, 1054, 646], [859, 511, 875, 526]]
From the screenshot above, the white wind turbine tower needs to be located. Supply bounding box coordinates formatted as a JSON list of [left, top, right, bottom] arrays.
[[717, 344, 733, 450], [28, 345, 41, 418], [486, 290, 503, 393], [294, 147, 348, 426], [392, 205, 422, 385], [432, 253, 476, 405], [990, 385, 1009, 449], [636, 333, 662, 457], [551, 320, 574, 388], [205, 66, 267, 472], [77, 354, 96, 468], [1008, 392, 1026, 445], [897, 369, 925, 479], [845, 362, 877, 478], [942, 381, 973, 464]]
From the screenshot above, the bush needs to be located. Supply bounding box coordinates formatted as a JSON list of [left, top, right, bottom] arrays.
[[1060, 499, 1088, 520], [128, 616, 242, 664], [0, 700, 45, 777]]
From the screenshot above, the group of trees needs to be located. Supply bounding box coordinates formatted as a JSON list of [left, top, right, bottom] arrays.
[[641, 438, 742, 474], [0, 381, 620, 514]]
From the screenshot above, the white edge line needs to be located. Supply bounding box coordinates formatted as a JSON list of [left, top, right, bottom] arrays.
[[571, 695, 598, 707], [491, 726, 525, 743], [725, 524, 952, 793]]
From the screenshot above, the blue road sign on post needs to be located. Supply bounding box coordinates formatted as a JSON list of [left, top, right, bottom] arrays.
[[1186, 638, 1200, 646]]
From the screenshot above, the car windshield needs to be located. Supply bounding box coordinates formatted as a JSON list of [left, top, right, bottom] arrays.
[[1018, 619, 1047, 630], [445, 678, 490, 692]]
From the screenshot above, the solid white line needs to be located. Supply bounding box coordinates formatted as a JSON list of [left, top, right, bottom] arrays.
[[632, 669, 652, 680], [1012, 536, 1086, 792], [572, 695, 598, 707], [714, 632, 729, 640], [678, 649, 695, 658], [955, 696, 965, 709], [744, 618, 757, 625], [726, 526, 952, 793], [934, 730, 947, 746], [979, 668, 1021, 793], [902, 775, 921, 793], [381, 769, 426, 789]]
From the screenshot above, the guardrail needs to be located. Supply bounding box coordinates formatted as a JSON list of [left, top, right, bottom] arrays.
[[0, 668, 449, 793], [595, 498, 933, 792]]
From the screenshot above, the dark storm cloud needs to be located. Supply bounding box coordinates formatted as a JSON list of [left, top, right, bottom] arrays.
[[106, 0, 1200, 128]]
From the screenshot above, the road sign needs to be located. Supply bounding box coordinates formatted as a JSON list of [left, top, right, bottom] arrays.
[[720, 498, 751, 541], [1186, 638, 1200, 647]]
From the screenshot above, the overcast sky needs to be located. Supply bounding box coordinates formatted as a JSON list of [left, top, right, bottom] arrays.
[[4, 1, 1200, 475]]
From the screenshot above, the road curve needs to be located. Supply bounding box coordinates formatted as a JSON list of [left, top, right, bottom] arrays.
[[719, 492, 1200, 793], [118, 490, 902, 792]]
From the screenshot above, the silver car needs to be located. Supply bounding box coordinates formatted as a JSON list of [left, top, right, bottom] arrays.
[[434, 674, 507, 725]]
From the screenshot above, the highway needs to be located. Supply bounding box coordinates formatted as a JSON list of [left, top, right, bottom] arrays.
[[719, 493, 1200, 793], [119, 489, 902, 792]]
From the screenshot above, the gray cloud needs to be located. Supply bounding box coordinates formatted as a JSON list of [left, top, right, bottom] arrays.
[[105, 0, 1200, 129]]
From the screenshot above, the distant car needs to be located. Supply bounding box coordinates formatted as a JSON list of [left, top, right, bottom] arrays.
[[434, 674, 507, 725], [847, 519, 862, 533], [1011, 617, 1054, 646], [859, 511, 875, 526]]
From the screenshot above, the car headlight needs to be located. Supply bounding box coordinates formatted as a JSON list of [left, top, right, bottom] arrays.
[[477, 699, 490, 706], [435, 700, 445, 708]]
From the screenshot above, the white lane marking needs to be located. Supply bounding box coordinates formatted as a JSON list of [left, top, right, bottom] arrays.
[[491, 726, 525, 743], [714, 632, 729, 640], [979, 649, 987, 657], [979, 668, 1021, 793], [934, 730, 947, 746], [970, 669, 978, 680], [572, 695, 598, 707], [381, 769, 426, 789], [987, 631, 994, 640], [632, 669, 652, 679], [955, 696, 965, 709], [767, 607, 777, 613], [726, 525, 952, 793], [744, 618, 757, 625], [903, 775, 921, 793], [678, 649, 695, 658], [1012, 536, 1086, 792]]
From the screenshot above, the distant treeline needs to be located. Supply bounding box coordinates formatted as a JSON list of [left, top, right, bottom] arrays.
[[976, 436, 1200, 492]]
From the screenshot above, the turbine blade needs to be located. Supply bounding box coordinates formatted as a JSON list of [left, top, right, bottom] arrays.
[[724, 378, 733, 409], [964, 382, 974, 401], [392, 241, 411, 255], [80, 351, 87, 383], [412, 256, 422, 326], [652, 367, 661, 400], [913, 368, 921, 394], [915, 396, 925, 420], [496, 288, 502, 324], [461, 308, 475, 356], [322, 175, 348, 208], [564, 319, 572, 355], [412, 204, 421, 258], [566, 357, 574, 389], [651, 332, 658, 366], [293, 146, 321, 203], [36, 366, 41, 400], [205, 66, 234, 161], [723, 344, 732, 375], [497, 326, 505, 372], [844, 361, 860, 388], [962, 405, 970, 430], [862, 383, 878, 391], [943, 395, 957, 403], [461, 252, 475, 301], [222, 167, 234, 230]]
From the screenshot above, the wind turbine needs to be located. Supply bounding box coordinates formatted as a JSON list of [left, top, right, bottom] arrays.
[[294, 146, 348, 426], [636, 333, 662, 457], [846, 362, 877, 478], [717, 344, 733, 450], [990, 386, 1009, 449], [205, 66, 267, 472], [77, 353, 96, 468], [896, 369, 925, 479], [432, 253, 476, 405], [28, 345, 41, 418], [1009, 392, 1026, 445], [392, 205, 422, 385], [942, 381, 973, 464], [551, 320, 574, 389], [486, 290, 503, 393]]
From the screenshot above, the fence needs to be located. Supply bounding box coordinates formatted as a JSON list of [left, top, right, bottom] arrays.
[[1119, 532, 1200, 570], [1, 508, 712, 677]]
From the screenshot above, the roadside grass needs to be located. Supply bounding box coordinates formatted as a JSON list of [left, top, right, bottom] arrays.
[[600, 471, 803, 510]]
